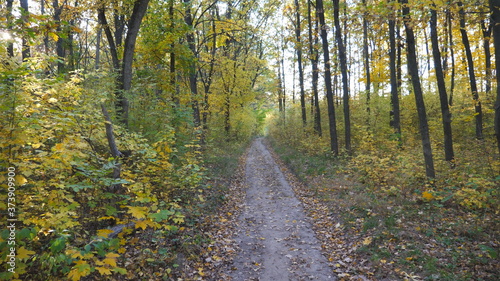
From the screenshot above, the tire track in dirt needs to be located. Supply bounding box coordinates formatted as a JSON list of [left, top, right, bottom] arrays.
[[227, 138, 335, 281]]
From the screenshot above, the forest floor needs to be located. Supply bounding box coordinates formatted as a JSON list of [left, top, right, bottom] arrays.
[[199, 137, 499, 281], [222, 138, 334, 280], [201, 138, 338, 280]]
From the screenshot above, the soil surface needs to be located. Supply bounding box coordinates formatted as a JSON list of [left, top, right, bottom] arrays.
[[226, 138, 335, 281]]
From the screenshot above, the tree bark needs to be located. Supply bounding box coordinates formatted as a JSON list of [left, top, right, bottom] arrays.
[[362, 0, 371, 122], [295, 0, 307, 126], [430, 6, 454, 163], [317, 0, 339, 155], [20, 0, 30, 61], [184, 0, 201, 128], [118, 0, 150, 127], [490, 0, 500, 154], [97, 8, 120, 71], [481, 19, 492, 97], [389, 6, 401, 142], [53, 0, 65, 73], [446, 9, 456, 106], [95, 28, 101, 69], [333, 0, 351, 153], [6, 0, 14, 57], [401, 0, 435, 178], [308, 0, 321, 136], [458, 1, 483, 140], [101, 104, 123, 193]]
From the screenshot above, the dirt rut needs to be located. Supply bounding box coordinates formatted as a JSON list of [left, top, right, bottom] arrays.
[[227, 138, 335, 281]]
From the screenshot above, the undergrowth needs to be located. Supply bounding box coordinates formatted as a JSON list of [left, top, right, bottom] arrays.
[[267, 113, 499, 280]]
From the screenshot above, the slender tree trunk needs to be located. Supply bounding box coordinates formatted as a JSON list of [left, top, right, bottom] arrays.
[[97, 8, 120, 70], [281, 47, 286, 116], [397, 21, 402, 102], [481, 19, 492, 97], [53, 0, 65, 73], [117, 0, 149, 127], [295, 0, 307, 126], [20, 0, 30, 61], [41, 0, 49, 55], [6, 0, 14, 57], [401, 0, 435, 178], [317, 0, 339, 155], [95, 28, 101, 69], [490, 0, 500, 154], [224, 95, 231, 135], [308, 0, 321, 136], [389, 8, 401, 142], [184, 0, 201, 128], [333, 0, 351, 153], [446, 8, 456, 106], [278, 63, 284, 113], [430, 7, 454, 163], [362, 0, 371, 122], [458, 1, 483, 140]]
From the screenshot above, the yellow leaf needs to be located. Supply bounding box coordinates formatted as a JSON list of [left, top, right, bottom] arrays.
[[66, 249, 83, 259], [103, 257, 117, 267], [135, 220, 147, 230], [17, 247, 35, 259], [362, 236, 373, 246], [96, 266, 113, 275], [54, 143, 64, 151], [68, 261, 91, 281], [15, 175, 28, 185], [422, 191, 434, 200], [48, 32, 59, 42], [105, 252, 120, 258], [127, 206, 147, 219], [97, 229, 114, 238], [198, 267, 205, 276]]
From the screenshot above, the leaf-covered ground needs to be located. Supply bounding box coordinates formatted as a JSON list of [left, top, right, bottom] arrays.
[[265, 138, 500, 281], [198, 137, 500, 281]]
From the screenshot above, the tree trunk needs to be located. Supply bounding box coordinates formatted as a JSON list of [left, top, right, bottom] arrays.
[[183, 0, 201, 128], [333, 0, 351, 153], [308, 0, 322, 136], [295, 0, 307, 126], [95, 28, 101, 69], [118, 0, 150, 127], [20, 0, 30, 61], [6, 0, 14, 57], [278, 64, 284, 113], [317, 0, 339, 155], [53, 0, 65, 73], [362, 0, 371, 122], [430, 7, 454, 163], [481, 19, 492, 97], [458, 1, 483, 140], [97, 8, 120, 70], [446, 9, 456, 106], [401, 0, 435, 178], [490, 0, 500, 154], [389, 8, 401, 142]]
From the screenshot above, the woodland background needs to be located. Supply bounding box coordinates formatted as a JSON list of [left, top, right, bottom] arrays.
[[0, 0, 499, 280]]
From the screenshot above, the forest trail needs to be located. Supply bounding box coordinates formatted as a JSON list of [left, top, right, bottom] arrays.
[[227, 138, 335, 281]]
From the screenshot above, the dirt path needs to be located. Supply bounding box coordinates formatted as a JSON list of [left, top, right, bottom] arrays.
[[227, 138, 335, 281]]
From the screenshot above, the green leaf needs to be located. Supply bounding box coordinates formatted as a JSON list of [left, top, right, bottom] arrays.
[[50, 237, 66, 253], [113, 267, 127, 274], [148, 209, 175, 222]]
